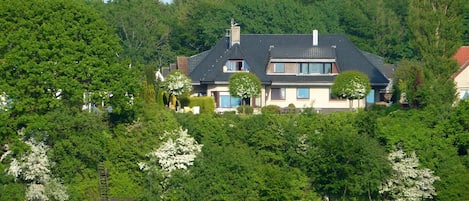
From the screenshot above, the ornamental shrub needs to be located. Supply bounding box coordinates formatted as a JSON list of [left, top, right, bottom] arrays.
[[237, 105, 253, 115], [189, 97, 215, 114], [262, 105, 281, 114]]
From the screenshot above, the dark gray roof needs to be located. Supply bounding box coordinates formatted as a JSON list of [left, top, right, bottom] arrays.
[[378, 64, 396, 79], [270, 46, 336, 59], [188, 34, 389, 86], [188, 50, 211, 74]]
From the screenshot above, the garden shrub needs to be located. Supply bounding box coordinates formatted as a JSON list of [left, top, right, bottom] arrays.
[[189, 97, 215, 114], [237, 105, 253, 114], [287, 103, 297, 114], [262, 105, 281, 114]]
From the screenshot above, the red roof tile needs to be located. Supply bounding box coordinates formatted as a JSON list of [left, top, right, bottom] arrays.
[[453, 46, 469, 65]]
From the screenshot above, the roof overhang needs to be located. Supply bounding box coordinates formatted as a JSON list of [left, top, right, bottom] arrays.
[[270, 58, 336, 63]]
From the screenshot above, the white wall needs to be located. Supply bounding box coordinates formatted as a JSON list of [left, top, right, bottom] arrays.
[[455, 67, 469, 98], [204, 85, 366, 109]]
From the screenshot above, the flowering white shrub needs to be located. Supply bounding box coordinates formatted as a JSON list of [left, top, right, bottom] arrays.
[[228, 72, 261, 100], [343, 77, 368, 99], [139, 127, 203, 175], [5, 137, 69, 201], [331, 71, 371, 100], [161, 71, 193, 96], [380, 149, 440, 201]]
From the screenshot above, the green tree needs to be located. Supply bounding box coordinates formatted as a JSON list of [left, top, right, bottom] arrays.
[[393, 60, 424, 107], [0, 0, 139, 119], [331, 71, 371, 109], [228, 72, 261, 113], [380, 148, 440, 201], [305, 113, 390, 200], [339, 0, 412, 62], [406, 0, 464, 107], [95, 0, 174, 67]]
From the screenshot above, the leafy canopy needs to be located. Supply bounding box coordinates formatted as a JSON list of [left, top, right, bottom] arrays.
[[331, 70, 371, 100], [228, 72, 261, 99], [161, 70, 193, 96], [0, 0, 139, 117]]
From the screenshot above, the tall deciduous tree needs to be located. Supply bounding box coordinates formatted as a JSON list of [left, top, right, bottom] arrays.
[[406, 0, 464, 107], [95, 0, 174, 67], [0, 0, 139, 117], [339, 0, 412, 63], [331, 71, 371, 109], [306, 113, 390, 200]]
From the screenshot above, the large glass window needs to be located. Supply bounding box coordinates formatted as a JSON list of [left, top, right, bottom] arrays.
[[297, 63, 333, 74], [271, 88, 286, 100], [274, 63, 285, 73], [219, 92, 241, 108], [297, 88, 310, 99]]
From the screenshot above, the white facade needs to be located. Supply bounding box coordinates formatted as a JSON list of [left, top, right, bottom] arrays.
[[454, 65, 469, 99], [202, 85, 366, 111]]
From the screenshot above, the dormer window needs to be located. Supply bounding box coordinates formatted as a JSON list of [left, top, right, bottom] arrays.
[[224, 60, 249, 72], [298, 63, 332, 75], [273, 63, 285, 73]]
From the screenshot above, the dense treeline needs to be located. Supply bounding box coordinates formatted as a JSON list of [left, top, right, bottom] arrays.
[[2, 0, 469, 200], [3, 102, 469, 200], [93, 0, 469, 65]]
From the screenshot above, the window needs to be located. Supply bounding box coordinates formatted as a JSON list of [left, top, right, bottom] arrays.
[[297, 88, 310, 99], [219, 92, 241, 108], [299, 63, 309, 74], [460, 89, 469, 99], [366, 89, 375, 103], [298, 63, 333, 74], [274, 63, 285, 73], [271, 88, 286, 100], [226, 60, 249, 72]]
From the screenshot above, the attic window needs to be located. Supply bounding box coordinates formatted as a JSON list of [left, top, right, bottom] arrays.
[[224, 60, 249, 72], [298, 63, 332, 75]]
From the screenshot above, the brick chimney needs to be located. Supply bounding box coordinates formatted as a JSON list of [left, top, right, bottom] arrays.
[[230, 18, 240, 47]]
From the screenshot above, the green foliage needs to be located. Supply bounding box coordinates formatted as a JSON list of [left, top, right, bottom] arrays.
[[377, 105, 469, 200], [339, 0, 413, 62], [331, 70, 371, 100], [2, 0, 469, 200], [228, 72, 261, 101], [236, 105, 253, 115], [0, 0, 139, 119], [188, 96, 215, 114], [95, 0, 174, 67], [261, 105, 281, 114], [161, 70, 193, 97], [304, 113, 390, 199]]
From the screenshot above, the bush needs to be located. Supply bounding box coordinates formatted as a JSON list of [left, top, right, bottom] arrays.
[[189, 96, 215, 114], [287, 103, 298, 114], [262, 105, 281, 114], [179, 95, 191, 107], [237, 105, 253, 114]]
